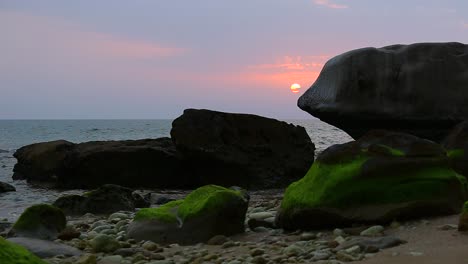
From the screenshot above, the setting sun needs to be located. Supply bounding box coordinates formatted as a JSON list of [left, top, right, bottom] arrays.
[[290, 83, 301, 93]]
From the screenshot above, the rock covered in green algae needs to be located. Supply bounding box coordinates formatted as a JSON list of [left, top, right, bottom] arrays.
[[128, 185, 249, 244], [458, 201, 468, 231], [277, 130, 468, 230], [443, 121, 468, 180], [0, 236, 46, 264], [11, 204, 66, 240]]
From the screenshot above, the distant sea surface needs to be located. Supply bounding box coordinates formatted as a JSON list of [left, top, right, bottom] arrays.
[[0, 119, 352, 221]]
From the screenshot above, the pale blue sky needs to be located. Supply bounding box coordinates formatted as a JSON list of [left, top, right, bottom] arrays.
[[1, 1, 467, 119]]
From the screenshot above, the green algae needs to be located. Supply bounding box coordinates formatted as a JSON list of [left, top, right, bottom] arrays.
[[447, 149, 465, 159], [463, 201, 468, 213], [378, 144, 405, 156], [134, 200, 183, 223], [178, 185, 242, 221], [13, 204, 66, 232], [133, 185, 244, 223], [0, 237, 46, 264], [281, 155, 467, 212]]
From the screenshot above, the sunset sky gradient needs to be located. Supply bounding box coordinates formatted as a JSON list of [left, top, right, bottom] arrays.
[[1, 1, 468, 119]]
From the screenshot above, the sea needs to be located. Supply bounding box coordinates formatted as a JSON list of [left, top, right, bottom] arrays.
[[0, 119, 352, 221]]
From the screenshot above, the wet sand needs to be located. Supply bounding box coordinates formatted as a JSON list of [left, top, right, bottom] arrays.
[[357, 215, 468, 264]]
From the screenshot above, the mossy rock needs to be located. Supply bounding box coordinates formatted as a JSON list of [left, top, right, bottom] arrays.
[[459, 201, 468, 231], [277, 131, 468, 230], [12, 204, 66, 240], [128, 185, 249, 244], [0, 236, 46, 264]]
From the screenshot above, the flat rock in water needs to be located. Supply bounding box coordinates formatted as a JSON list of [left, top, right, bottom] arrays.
[[298, 42, 468, 142], [7, 237, 82, 258]]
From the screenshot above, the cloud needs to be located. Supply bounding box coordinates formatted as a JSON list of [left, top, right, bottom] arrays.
[[313, 0, 348, 9], [463, 22, 468, 29]]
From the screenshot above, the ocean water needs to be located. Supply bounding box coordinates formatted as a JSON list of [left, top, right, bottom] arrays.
[[0, 119, 352, 221]]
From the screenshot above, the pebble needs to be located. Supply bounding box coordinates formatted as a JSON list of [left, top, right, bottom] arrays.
[[300, 232, 316, 241], [97, 255, 123, 264], [409, 251, 424, 257], [283, 244, 304, 257], [250, 248, 265, 256], [90, 234, 121, 253], [142, 241, 159, 251], [360, 225, 384, 237], [334, 236, 346, 244]]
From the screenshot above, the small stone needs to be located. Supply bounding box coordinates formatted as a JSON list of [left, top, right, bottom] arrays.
[[336, 251, 358, 262], [360, 225, 384, 237], [333, 228, 344, 236], [334, 236, 346, 244], [142, 241, 159, 251], [222, 241, 238, 248], [90, 234, 121, 253], [109, 213, 130, 221], [97, 255, 123, 264], [77, 254, 97, 264], [250, 248, 265, 257], [438, 224, 458, 230], [312, 251, 331, 261], [283, 244, 304, 257], [409, 252, 424, 257], [300, 232, 316, 241], [251, 256, 268, 264], [344, 245, 361, 255], [58, 226, 81, 241], [207, 235, 229, 245]]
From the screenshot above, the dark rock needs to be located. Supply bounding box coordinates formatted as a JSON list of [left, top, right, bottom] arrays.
[[54, 184, 149, 215], [335, 236, 406, 253], [443, 121, 468, 178], [0, 237, 47, 264], [247, 218, 275, 230], [13, 138, 190, 189], [0, 181, 15, 193], [206, 235, 229, 245], [7, 237, 82, 258], [171, 109, 315, 189], [10, 204, 66, 240], [277, 130, 468, 230], [127, 185, 249, 245], [57, 226, 81, 241], [298, 42, 468, 142]]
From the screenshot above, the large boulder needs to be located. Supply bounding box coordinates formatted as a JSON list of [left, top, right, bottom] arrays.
[[276, 130, 468, 230], [10, 204, 66, 240], [53, 184, 149, 215], [127, 185, 249, 245], [443, 121, 468, 178], [298, 42, 468, 142], [13, 138, 189, 189], [171, 109, 315, 189], [0, 237, 46, 264]]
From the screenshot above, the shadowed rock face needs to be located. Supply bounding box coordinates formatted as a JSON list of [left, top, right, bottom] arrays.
[[171, 109, 315, 189], [298, 42, 468, 142]]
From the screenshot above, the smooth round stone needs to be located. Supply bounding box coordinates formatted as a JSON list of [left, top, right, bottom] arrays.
[[142, 241, 159, 251], [109, 213, 131, 221], [90, 234, 121, 253], [98, 255, 123, 264], [249, 212, 275, 220], [360, 226, 384, 237]]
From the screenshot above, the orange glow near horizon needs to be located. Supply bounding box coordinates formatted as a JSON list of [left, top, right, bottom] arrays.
[[290, 83, 301, 93]]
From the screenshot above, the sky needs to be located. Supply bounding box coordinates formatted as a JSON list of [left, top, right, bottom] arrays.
[[1, 1, 468, 119]]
